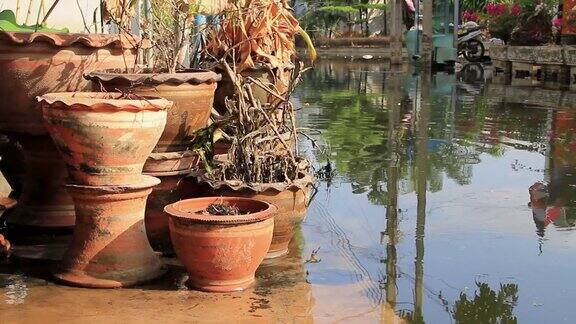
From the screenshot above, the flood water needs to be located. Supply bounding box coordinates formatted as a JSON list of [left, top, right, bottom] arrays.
[[2, 60, 576, 323]]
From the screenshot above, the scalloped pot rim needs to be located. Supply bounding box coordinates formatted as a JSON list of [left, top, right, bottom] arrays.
[[37, 92, 172, 111], [0, 31, 144, 49], [85, 69, 222, 86], [165, 196, 276, 225], [197, 170, 315, 194]]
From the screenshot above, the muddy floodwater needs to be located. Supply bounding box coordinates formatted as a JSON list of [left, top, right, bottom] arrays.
[[3, 61, 576, 323]]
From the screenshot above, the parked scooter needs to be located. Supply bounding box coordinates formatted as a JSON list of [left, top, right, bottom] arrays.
[[458, 22, 485, 62]]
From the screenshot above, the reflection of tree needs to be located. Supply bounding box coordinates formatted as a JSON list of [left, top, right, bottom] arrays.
[[452, 282, 519, 324]]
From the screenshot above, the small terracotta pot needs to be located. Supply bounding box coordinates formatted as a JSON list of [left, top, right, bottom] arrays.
[[144, 170, 190, 255], [38, 92, 170, 186], [53, 175, 164, 288], [166, 197, 275, 292], [197, 172, 313, 258], [143, 151, 200, 173], [7, 135, 75, 229], [86, 69, 221, 153], [0, 32, 140, 135]]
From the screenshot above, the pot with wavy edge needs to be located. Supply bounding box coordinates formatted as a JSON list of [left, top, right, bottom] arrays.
[[53, 175, 164, 288], [85, 69, 221, 153], [195, 172, 314, 259], [38, 92, 170, 186], [0, 32, 141, 135], [166, 196, 275, 292]]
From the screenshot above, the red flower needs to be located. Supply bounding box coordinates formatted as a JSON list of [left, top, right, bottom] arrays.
[[511, 4, 521, 16]]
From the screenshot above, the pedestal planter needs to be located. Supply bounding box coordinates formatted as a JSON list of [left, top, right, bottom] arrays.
[[197, 172, 314, 259], [85, 70, 221, 153], [166, 197, 275, 292], [38, 92, 170, 186], [144, 170, 190, 255], [7, 135, 75, 229], [0, 32, 140, 135], [53, 175, 164, 288]]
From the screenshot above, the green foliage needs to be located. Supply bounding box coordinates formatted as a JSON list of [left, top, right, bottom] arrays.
[[461, 0, 489, 12], [0, 9, 68, 32], [452, 282, 519, 324]]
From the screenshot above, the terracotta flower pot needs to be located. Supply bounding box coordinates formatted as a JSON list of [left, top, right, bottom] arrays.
[[0, 32, 140, 135], [38, 92, 170, 186], [7, 135, 75, 229], [85, 69, 221, 153], [197, 172, 314, 259], [53, 175, 164, 288], [144, 170, 190, 255], [166, 197, 275, 292]]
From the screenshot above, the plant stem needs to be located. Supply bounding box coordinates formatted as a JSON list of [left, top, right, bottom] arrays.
[[41, 0, 61, 26], [25, 0, 33, 25]]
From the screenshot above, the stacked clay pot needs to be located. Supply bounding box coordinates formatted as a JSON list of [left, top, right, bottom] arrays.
[[165, 196, 275, 292], [0, 31, 142, 230], [85, 70, 221, 253], [38, 92, 170, 288]]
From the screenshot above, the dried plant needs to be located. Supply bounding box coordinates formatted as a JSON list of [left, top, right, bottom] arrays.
[[201, 59, 310, 185], [205, 0, 317, 73]]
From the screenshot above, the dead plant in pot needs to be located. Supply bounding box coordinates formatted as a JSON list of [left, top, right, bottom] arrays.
[[204, 0, 317, 114], [86, 0, 222, 172], [193, 60, 315, 259]]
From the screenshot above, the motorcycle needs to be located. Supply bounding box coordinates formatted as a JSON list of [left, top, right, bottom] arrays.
[[458, 22, 485, 62]]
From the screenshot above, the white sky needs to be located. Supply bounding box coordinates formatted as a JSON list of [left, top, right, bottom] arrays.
[[0, 0, 100, 32]]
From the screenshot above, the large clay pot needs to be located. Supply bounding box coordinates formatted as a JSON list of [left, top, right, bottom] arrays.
[[166, 196, 275, 292], [144, 170, 190, 255], [53, 175, 164, 288], [0, 135, 25, 198], [85, 70, 221, 153], [7, 135, 75, 228], [214, 64, 292, 114], [38, 92, 170, 186], [0, 32, 140, 135], [197, 172, 313, 259]]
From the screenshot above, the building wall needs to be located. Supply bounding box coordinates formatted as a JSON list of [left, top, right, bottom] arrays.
[[0, 0, 100, 32]]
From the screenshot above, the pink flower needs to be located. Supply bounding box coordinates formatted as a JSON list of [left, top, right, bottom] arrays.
[[552, 17, 563, 27], [463, 10, 479, 22], [511, 4, 521, 16]]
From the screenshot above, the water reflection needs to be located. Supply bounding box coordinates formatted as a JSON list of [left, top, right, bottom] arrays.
[[298, 61, 576, 322]]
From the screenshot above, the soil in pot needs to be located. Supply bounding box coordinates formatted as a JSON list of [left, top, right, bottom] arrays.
[[0, 32, 141, 135], [86, 69, 221, 153], [166, 196, 275, 292], [38, 92, 170, 186]]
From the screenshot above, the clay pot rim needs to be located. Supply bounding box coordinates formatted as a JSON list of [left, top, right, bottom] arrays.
[[165, 196, 276, 225], [37, 92, 172, 111], [0, 31, 143, 49], [196, 170, 315, 194], [65, 175, 161, 193], [85, 69, 222, 86], [0, 197, 17, 210]]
